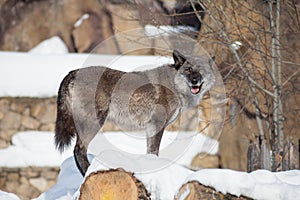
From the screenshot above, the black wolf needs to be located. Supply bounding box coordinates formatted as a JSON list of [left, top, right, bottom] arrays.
[[55, 50, 215, 175]]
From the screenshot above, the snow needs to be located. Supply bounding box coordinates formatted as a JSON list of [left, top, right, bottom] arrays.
[[186, 169, 300, 200], [33, 153, 193, 200], [3, 131, 296, 200], [34, 156, 85, 200], [32, 153, 300, 200], [231, 41, 243, 50], [29, 36, 69, 54], [0, 131, 73, 167], [0, 131, 217, 168], [76, 153, 194, 200], [89, 131, 218, 168], [145, 25, 197, 37], [0, 190, 20, 200], [73, 14, 90, 28]]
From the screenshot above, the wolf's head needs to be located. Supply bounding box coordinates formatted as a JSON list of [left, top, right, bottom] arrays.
[[171, 50, 215, 101]]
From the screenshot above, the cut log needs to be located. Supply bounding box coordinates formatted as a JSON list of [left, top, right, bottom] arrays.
[[174, 181, 253, 200], [79, 168, 150, 200]]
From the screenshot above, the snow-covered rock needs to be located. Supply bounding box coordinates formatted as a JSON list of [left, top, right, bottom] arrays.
[[29, 36, 68, 54]]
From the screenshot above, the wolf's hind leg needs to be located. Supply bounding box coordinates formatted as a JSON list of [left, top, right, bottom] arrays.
[[74, 109, 109, 176], [147, 128, 164, 155], [74, 137, 90, 176], [74, 125, 100, 176], [74, 120, 105, 175]]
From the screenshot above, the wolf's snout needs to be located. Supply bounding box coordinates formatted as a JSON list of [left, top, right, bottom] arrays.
[[189, 73, 203, 95], [191, 73, 202, 85], [191, 78, 198, 85]]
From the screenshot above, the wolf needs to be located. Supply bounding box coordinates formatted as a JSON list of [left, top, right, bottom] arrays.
[[54, 50, 215, 176]]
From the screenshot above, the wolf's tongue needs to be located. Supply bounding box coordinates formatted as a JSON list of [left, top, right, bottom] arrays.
[[191, 87, 200, 94]]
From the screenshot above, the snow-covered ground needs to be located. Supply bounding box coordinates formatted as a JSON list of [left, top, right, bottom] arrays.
[[1, 36, 299, 200], [0, 130, 217, 200], [0, 131, 217, 168], [35, 154, 300, 200], [2, 151, 300, 200]]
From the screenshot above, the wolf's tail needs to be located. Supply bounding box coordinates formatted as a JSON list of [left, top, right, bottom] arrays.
[[55, 70, 78, 152]]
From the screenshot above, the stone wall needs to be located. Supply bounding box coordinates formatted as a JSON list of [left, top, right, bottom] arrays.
[[0, 97, 58, 199], [0, 97, 57, 149], [0, 167, 59, 200], [0, 98, 59, 199]]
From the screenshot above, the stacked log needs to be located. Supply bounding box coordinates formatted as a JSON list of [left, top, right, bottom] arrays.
[[79, 168, 252, 200], [79, 169, 150, 200]]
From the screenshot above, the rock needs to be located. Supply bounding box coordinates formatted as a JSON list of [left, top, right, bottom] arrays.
[[16, 183, 40, 200], [40, 123, 55, 131], [0, 111, 21, 131], [0, 98, 10, 113], [191, 153, 220, 169], [71, 13, 108, 53], [0, 177, 5, 188], [0, 167, 60, 199], [29, 177, 48, 192], [20, 176, 29, 185], [7, 173, 20, 182], [100, 3, 148, 55], [0, 0, 110, 52], [30, 103, 46, 119], [102, 121, 121, 131], [0, 130, 16, 141], [24, 169, 39, 178], [0, 139, 9, 149], [40, 104, 56, 124], [46, 180, 57, 191], [11, 102, 28, 113], [21, 115, 40, 130], [106, 3, 143, 32], [219, 116, 252, 171], [22, 108, 30, 116], [41, 170, 58, 180], [0, 112, 4, 120], [4, 181, 19, 193]]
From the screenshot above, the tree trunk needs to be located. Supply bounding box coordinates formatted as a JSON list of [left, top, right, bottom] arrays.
[[247, 140, 260, 172], [175, 181, 253, 200], [79, 168, 150, 200]]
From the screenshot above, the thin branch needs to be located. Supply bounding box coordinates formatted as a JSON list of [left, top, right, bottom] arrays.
[[196, 0, 275, 98]]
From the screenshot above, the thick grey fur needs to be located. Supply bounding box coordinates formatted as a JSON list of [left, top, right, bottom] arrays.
[[55, 50, 215, 175]]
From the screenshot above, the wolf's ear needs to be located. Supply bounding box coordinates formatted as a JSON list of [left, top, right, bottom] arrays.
[[172, 50, 186, 70]]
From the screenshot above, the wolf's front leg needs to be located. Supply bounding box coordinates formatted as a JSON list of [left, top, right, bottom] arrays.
[[146, 127, 164, 155]]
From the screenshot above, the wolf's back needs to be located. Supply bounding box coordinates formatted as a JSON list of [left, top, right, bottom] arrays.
[[54, 70, 78, 152]]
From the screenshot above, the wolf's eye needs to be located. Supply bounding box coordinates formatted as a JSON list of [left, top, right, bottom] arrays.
[[184, 67, 192, 73]]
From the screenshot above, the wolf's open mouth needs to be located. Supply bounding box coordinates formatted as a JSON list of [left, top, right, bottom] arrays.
[[190, 82, 203, 95]]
